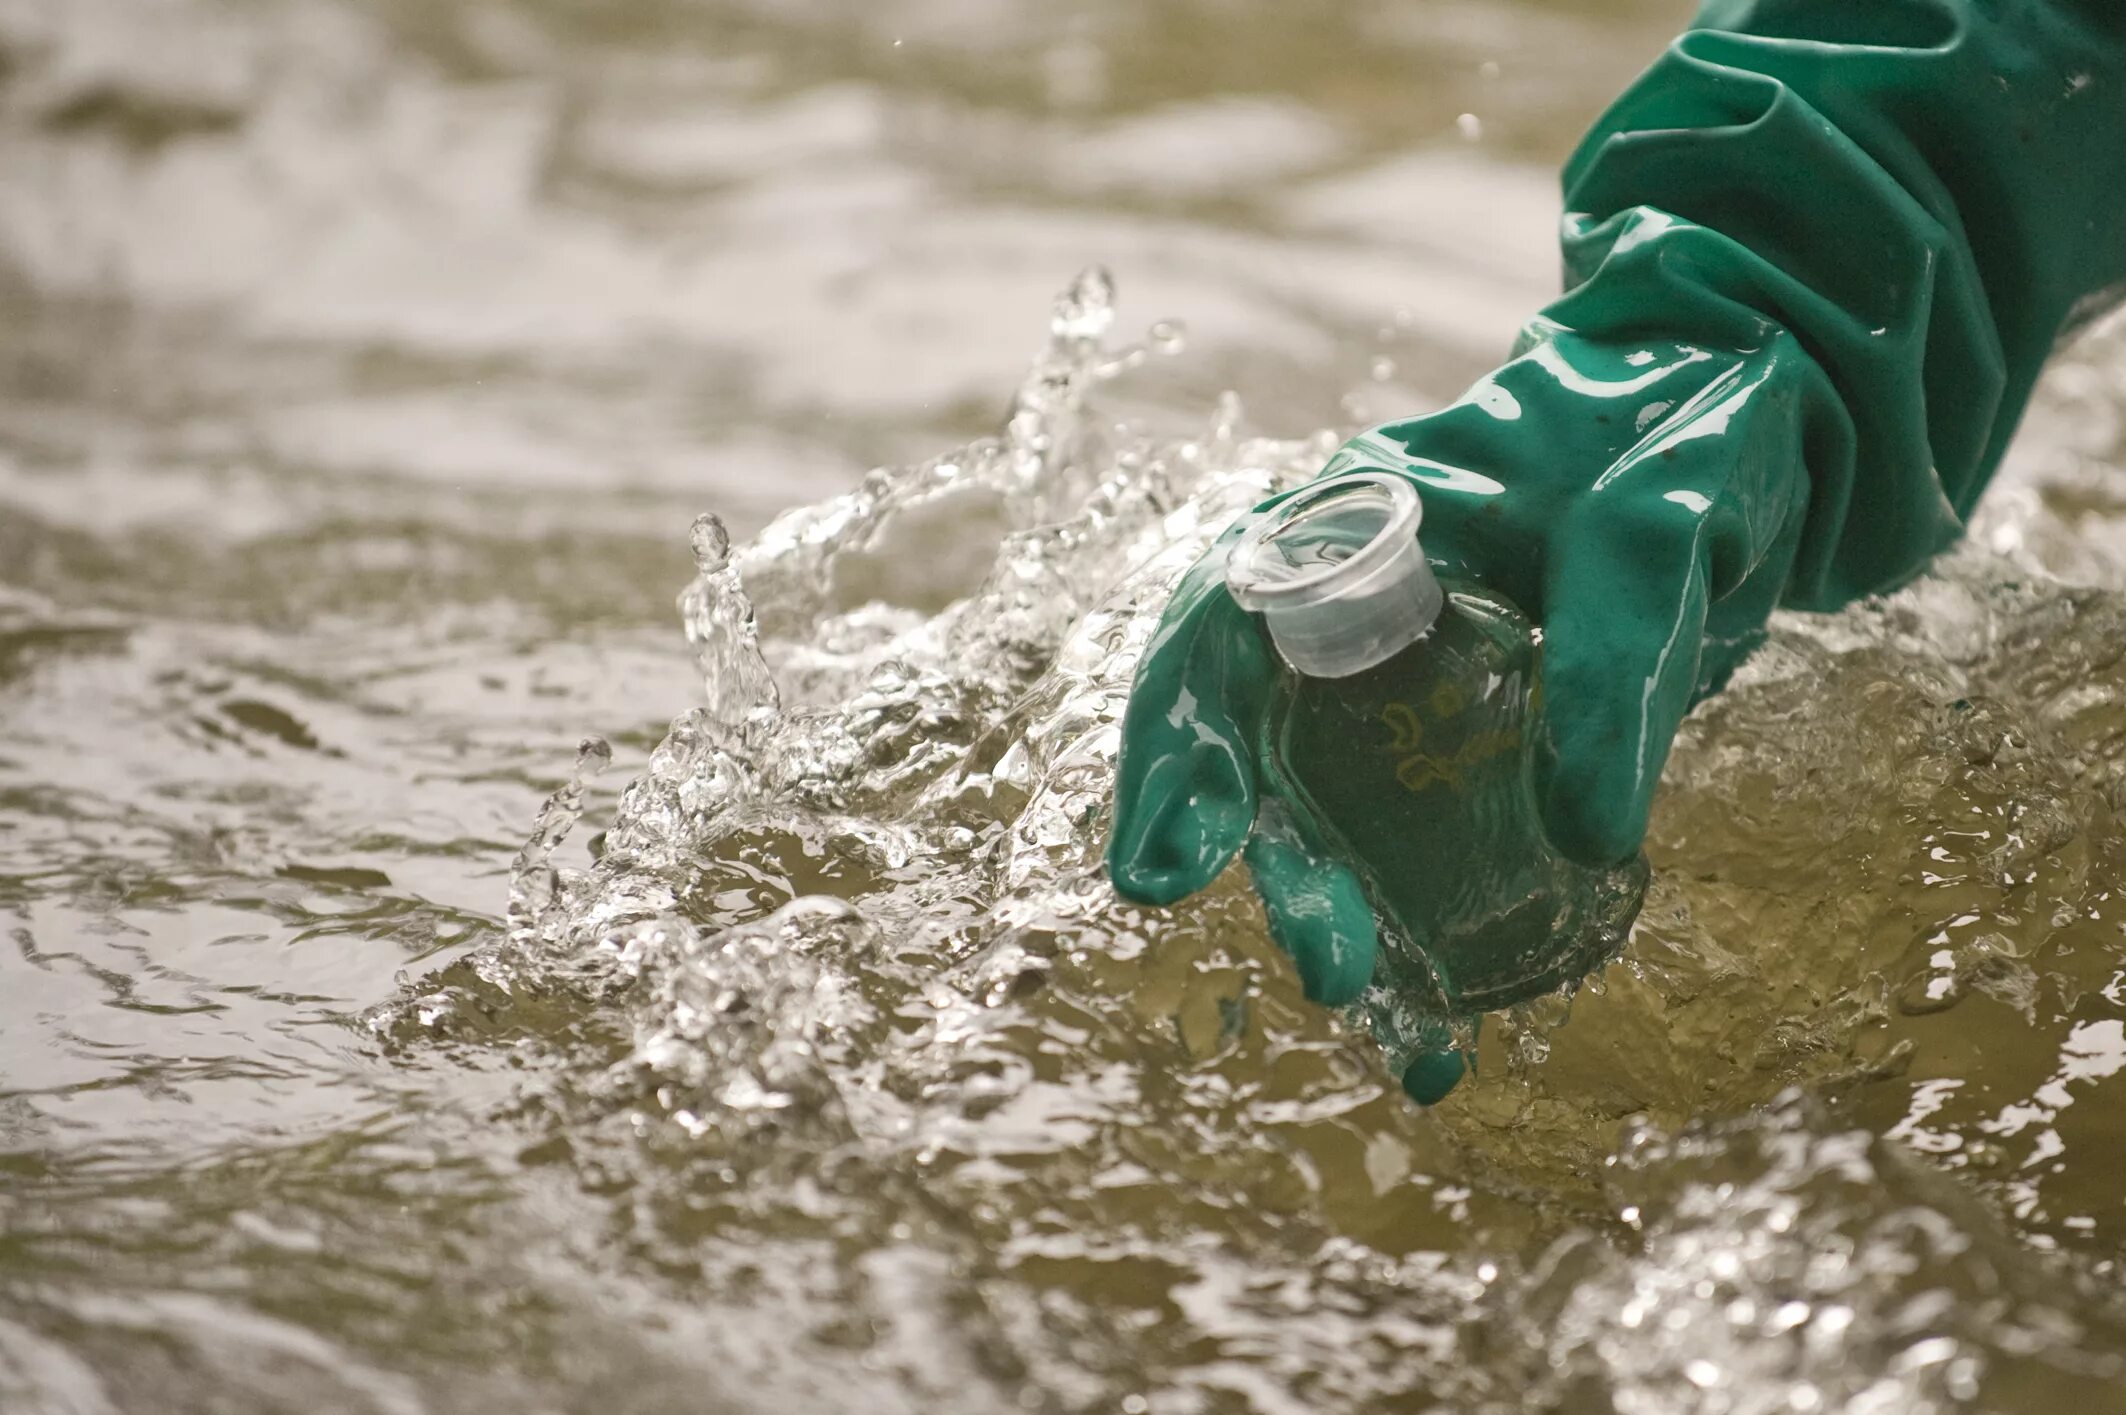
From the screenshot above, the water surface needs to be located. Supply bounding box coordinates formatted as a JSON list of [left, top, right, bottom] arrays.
[[7, 2, 2126, 1411]]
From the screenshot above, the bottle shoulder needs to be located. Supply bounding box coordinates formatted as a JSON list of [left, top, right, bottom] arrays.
[[1391, 581, 1535, 684], [1439, 581, 1533, 642]]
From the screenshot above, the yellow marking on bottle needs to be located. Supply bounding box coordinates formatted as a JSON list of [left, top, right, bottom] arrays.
[[1381, 701, 1425, 753], [1381, 708, 1524, 799]]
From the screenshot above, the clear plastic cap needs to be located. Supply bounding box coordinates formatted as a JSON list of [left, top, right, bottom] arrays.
[[1226, 472, 1443, 678]]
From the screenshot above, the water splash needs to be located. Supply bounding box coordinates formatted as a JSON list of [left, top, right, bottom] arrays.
[[1510, 1095, 2126, 1415], [506, 734, 613, 949], [728, 266, 1152, 644], [365, 282, 2126, 1413], [683, 511, 780, 740]]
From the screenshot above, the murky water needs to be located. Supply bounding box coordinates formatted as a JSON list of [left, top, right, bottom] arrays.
[[7, 1, 2126, 1411]]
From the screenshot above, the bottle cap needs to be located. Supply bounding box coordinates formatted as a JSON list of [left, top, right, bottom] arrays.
[[1226, 471, 1443, 678]]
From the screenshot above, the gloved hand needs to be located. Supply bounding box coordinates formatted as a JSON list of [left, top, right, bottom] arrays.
[[1108, 0, 2126, 1097]]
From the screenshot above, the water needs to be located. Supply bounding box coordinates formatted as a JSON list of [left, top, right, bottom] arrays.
[[8, 0, 2126, 1411]]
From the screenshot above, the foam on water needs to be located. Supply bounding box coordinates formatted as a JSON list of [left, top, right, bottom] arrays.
[[360, 281, 2126, 1411]]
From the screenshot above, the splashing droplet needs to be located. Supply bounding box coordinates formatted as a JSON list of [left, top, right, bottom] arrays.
[[576, 735, 614, 777], [1051, 266, 1116, 346], [506, 735, 613, 948], [680, 516, 780, 737], [690, 513, 732, 574]]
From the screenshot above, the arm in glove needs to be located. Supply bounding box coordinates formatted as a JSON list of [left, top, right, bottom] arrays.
[[1108, 0, 2126, 1087]]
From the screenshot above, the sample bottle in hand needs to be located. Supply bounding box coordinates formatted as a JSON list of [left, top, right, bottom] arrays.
[[1225, 470, 1647, 1101]]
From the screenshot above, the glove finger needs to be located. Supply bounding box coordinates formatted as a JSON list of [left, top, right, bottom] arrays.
[[1108, 543, 1274, 906], [1241, 790, 1377, 1007], [1695, 498, 1806, 705], [1401, 1014, 1471, 1106], [1532, 499, 1713, 868]]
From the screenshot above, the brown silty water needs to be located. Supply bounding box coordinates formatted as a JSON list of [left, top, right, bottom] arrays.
[[5, 1, 2126, 1412]]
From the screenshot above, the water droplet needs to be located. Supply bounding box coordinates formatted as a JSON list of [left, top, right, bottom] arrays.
[[1051, 266, 1116, 345], [690, 513, 731, 573], [1456, 112, 1483, 141], [867, 658, 915, 695], [1148, 319, 1187, 354]]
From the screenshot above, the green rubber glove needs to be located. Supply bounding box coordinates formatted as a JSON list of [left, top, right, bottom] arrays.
[[1109, 0, 2126, 1094]]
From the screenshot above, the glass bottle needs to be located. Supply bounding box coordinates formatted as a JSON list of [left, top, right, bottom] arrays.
[[1226, 472, 1647, 1099]]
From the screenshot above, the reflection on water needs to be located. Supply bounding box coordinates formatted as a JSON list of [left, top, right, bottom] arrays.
[[7, 0, 2126, 1411]]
